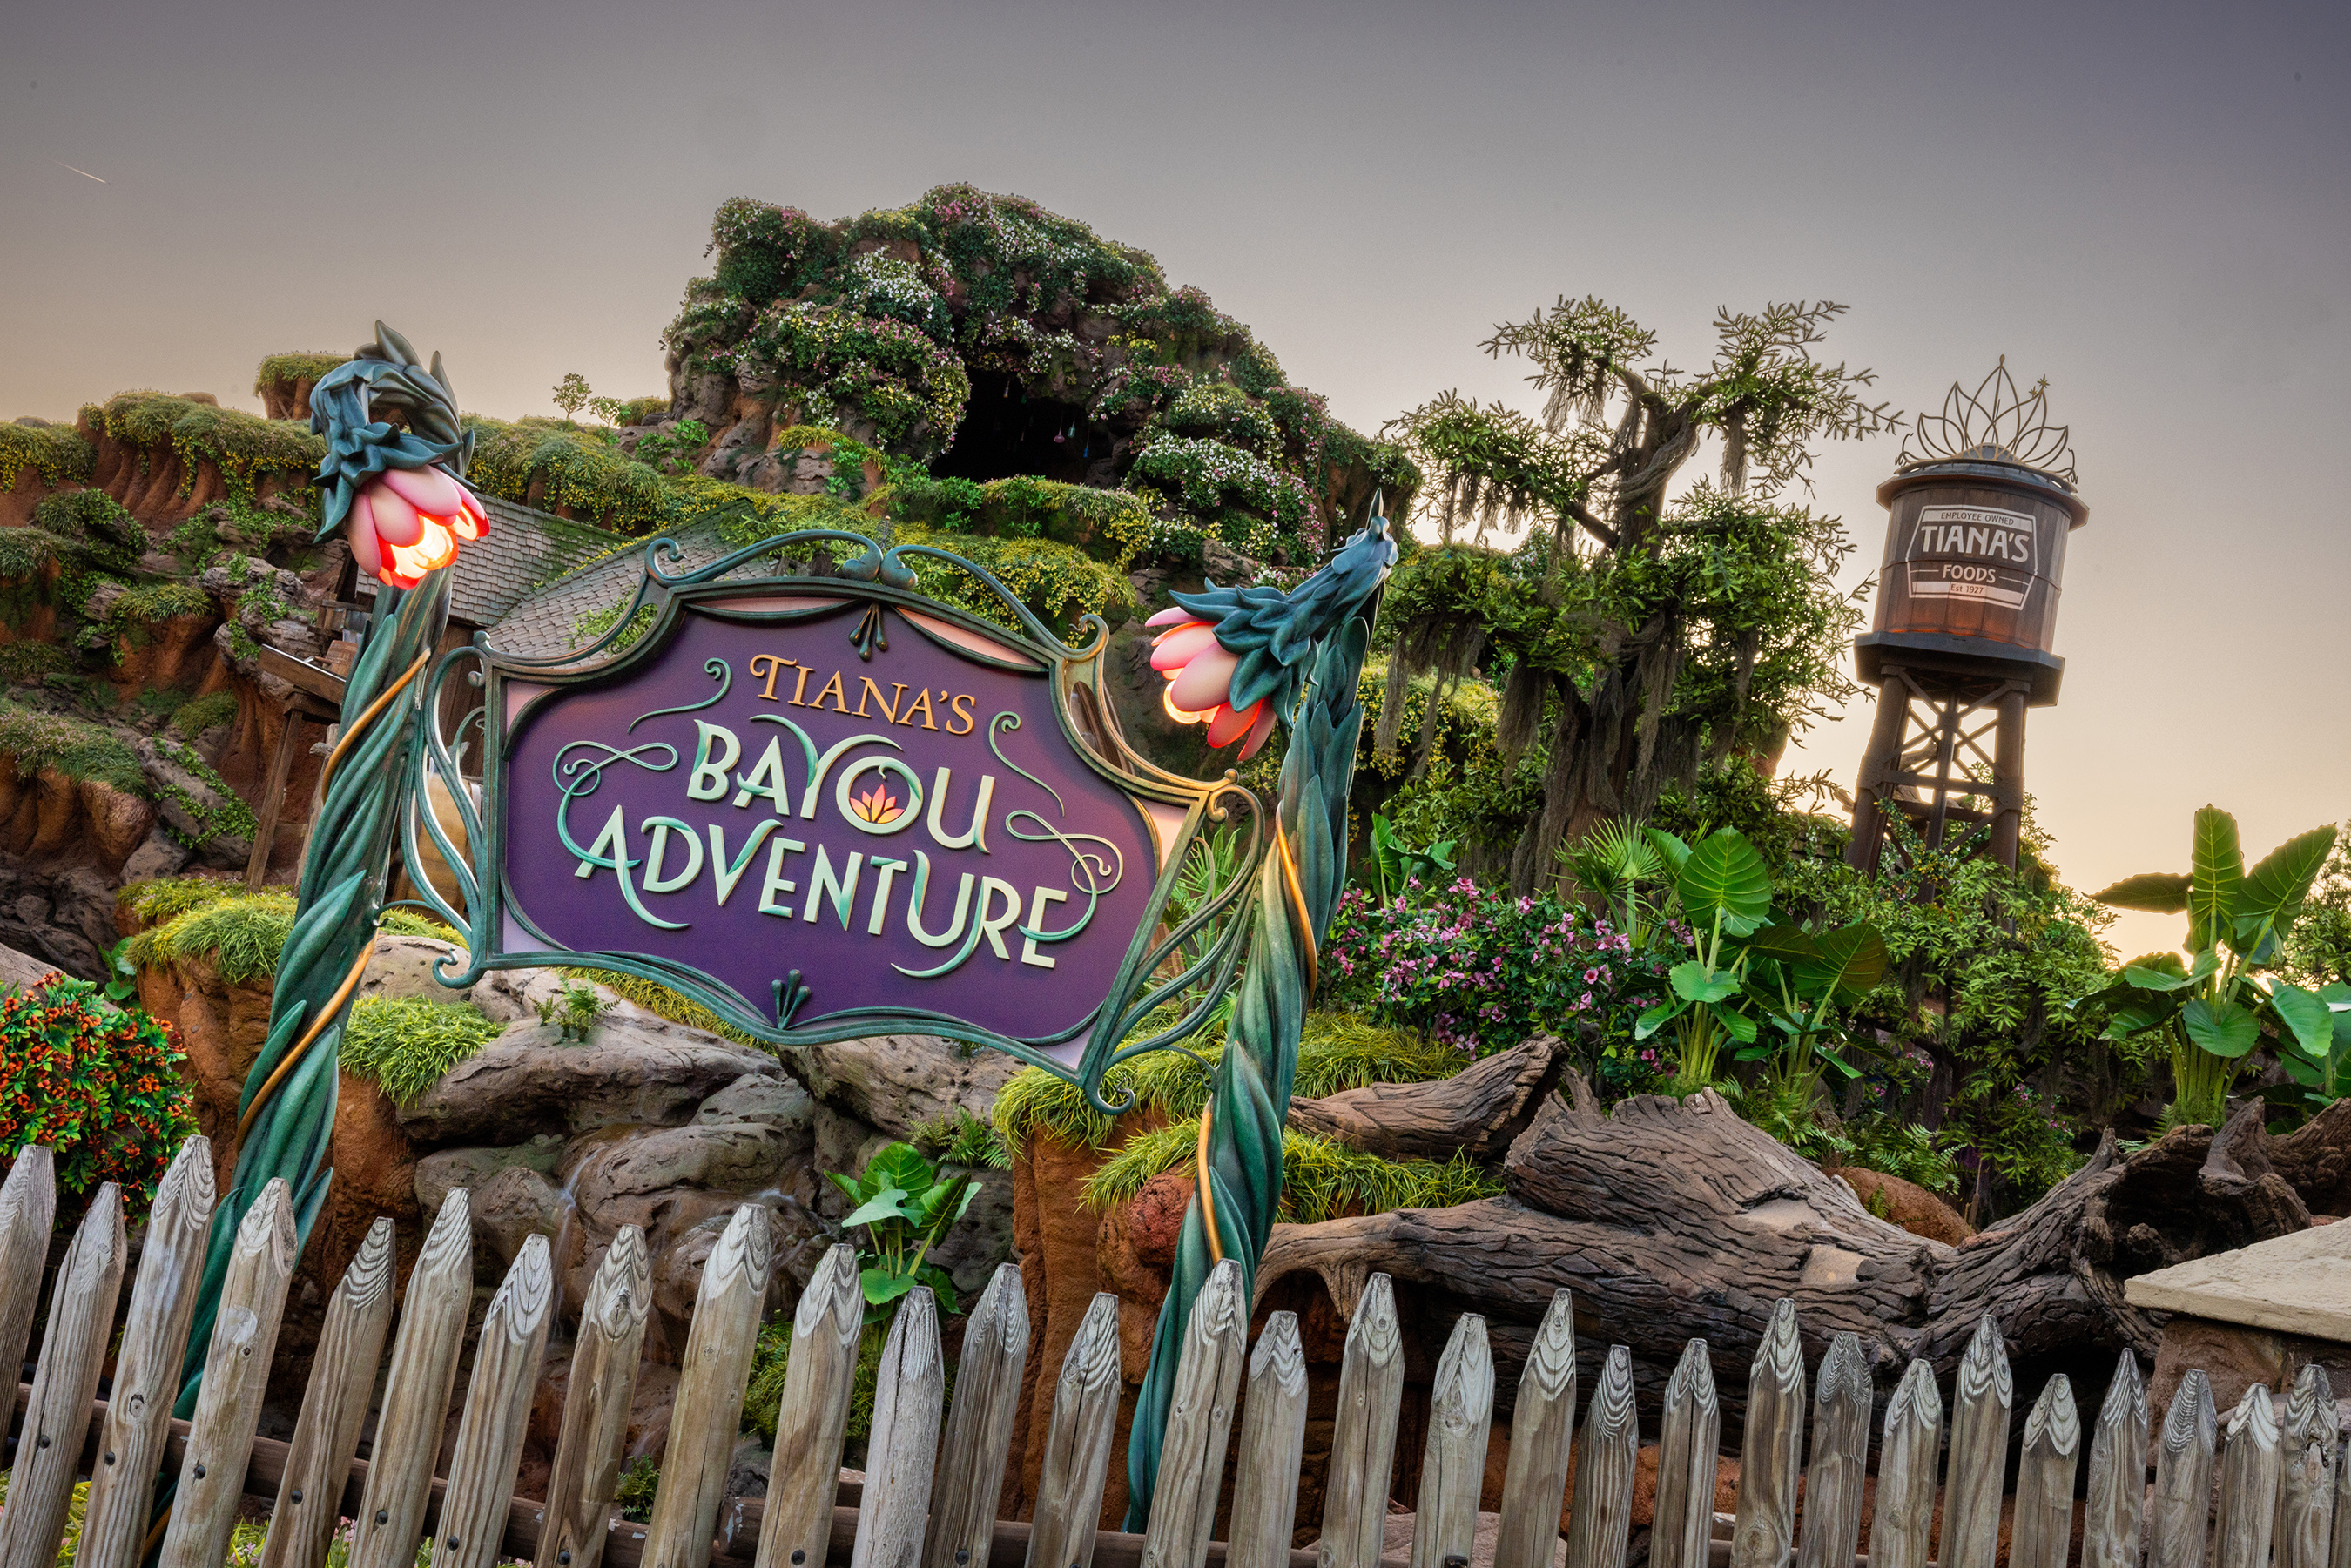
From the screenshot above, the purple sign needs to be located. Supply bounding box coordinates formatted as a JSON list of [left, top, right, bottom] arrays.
[[502, 598, 1161, 1049]]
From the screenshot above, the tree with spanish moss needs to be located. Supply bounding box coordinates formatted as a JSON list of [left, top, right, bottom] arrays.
[[1380, 299, 1900, 891]]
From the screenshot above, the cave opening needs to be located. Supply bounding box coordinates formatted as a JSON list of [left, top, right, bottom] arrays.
[[935, 372, 1107, 485]]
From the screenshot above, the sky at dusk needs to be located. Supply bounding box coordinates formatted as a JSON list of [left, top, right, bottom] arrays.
[[3, 0, 2347, 958]]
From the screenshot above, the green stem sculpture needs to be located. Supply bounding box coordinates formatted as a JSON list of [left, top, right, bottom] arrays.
[[177, 324, 476, 1411], [1122, 509, 1394, 1527]]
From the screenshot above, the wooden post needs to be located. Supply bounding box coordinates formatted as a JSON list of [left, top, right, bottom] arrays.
[[246, 707, 308, 891], [1409, 1314, 1494, 1568], [1937, 1315, 2013, 1568], [0, 1181, 125, 1568], [1729, 1300, 1804, 1568], [540, 1227, 653, 1568], [2083, 1352, 2150, 1568], [1989, 686, 2029, 868], [2213, 1385, 2281, 1568], [1869, 1361, 1943, 1568], [2011, 1376, 2081, 1568], [77, 1140, 216, 1568], [1316, 1273, 1404, 1568], [1139, 1258, 1248, 1568], [2149, 1369, 2218, 1568], [1845, 678, 1910, 873], [923, 1264, 1030, 1568], [2280, 1364, 2338, 1568], [851, 1288, 946, 1568], [1792, 1333, 1869, 1568], [1024, 1292, 1124, 1568], [263, 1216, 400, 1568], [1563, 1345, 1638, 1568], [1491, 1290, 1577, 1568], [644, 1204, 772, 1568], [160, 1178, 299, 1568], [757, 1242, 860, 1568], [1226, 1312, 1310, 1568], [2332, 1415, 2351, 1568], [1651, 1339, 1720, 1568], [433, 1235, 556, 1568], [0, 1147, 54, 1429], [353, 1187, 476, 1568]]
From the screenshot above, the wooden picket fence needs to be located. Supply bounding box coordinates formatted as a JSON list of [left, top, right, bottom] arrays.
[[0, 1137, 2333, 1568]]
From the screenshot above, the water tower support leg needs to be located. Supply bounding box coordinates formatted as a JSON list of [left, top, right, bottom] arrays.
[[1846, 674, 1911, 874], [1990, 687, 2028, 869]]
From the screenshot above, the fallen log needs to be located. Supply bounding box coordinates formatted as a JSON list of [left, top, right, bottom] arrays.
[[1286, 1034, 1567, 1161]]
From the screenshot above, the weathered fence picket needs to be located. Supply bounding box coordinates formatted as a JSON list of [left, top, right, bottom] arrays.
[[1870, 1360, 1943, 1568], [432, 1233, 556, 1568], [923, 1263, 1029, 1568], [645, 1203, 771, 1568], [2151, 1369, 2220, 1568], [1938, 1315, 2013, 1568], [1225, 1311, 1310, 1568], [0, 1139, 2343, 1568], [1408, 1312, 1493, 1568], [1729, 1301, 1803, 1568], [2083, 1349, 2151, 1568], [262, 1215, 399, 1568], [2278, 1365, 2337, 1568], [1653, 1338, 1721, 1568], [160, 1177, 299, 1568], [1317, 1272, 1403, 1568], [0, 1146, 53, 1430], [542, 1227, 654, 1568], [2011, 1375, 2080, 1568], [851, 1285, 946, 1568], [0, 1179, 124, 1568], [1793, 1335, 1869, 1568], [1140, 1258, 1249, 1568], [77, 1138, 213, 1568], [1492, 1290, 1577, 1568], [352, 1186, 475, 1568], [2214, 1384, 2283, 1568], [1564, 1344, 1638, 1568], [1025, 1291, 1124, 1568]]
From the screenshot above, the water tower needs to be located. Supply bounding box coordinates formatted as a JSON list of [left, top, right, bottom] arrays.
[[1846, 360, 2088, 873]]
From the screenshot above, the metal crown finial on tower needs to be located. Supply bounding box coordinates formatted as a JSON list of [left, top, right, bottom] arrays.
[[1897, 357, 2077, 486]]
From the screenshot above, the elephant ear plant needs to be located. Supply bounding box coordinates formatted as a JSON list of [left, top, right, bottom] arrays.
[[828, 1141, 978, 1322], [2080, 806, 2348, 1129], [1631, 826, 1890, 1098]]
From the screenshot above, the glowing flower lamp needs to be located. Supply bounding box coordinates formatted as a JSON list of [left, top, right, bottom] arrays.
[[348, 464, 488, 589], [1146, 605, 1277, 757]]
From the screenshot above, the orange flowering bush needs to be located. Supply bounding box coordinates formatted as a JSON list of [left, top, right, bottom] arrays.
[[0, 976, 192, 1208]]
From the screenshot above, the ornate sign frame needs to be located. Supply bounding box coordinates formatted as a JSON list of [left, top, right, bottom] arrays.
[[398, 528, 1270, 1114]]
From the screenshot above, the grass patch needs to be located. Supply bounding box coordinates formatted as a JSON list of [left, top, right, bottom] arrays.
[[1082, 1122, 1500, 1222], [565, 966, 765, 1048], [992, 1010, 1459, 1154], [0, 530, 64, 581], [168, 690, 237, 737], [253, 353, 350, 394], [122, 879, 458, 983], [0, 701, 147, 794], [0, 644, 69, 686], [340, 995, 504, 1103]]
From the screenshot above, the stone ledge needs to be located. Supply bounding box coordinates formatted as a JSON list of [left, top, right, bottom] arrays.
[[2125, 1218, 2351, 1340]]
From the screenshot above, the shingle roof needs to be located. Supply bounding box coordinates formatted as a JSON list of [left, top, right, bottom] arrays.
[[353, 496, 623, 632], [481, 518, 738, 659]]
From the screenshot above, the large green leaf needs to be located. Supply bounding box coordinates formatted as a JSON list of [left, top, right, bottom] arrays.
[[1741, 924, 1819, 962], [866, 1142, 935, 1193], [2233, 824, 2339, 960], [2267, 981, 2335, 1064], [1670, 961, 1741, 1006], [1796, 923, 1889, 1002], [1634, 999, 1687, 1040], [2183, 995, 2260, 1059], [860, 1267, 920, 1307], [1710, 1003, 1759, 1045], [2322, 981, 2351, 1049], [2092, 873, 2191, 912], [1644, 827, 1692, 882], [843, 1187, 915, 1230], [1674, 829, 1774, 939], [2189, 806, 2244, 952]]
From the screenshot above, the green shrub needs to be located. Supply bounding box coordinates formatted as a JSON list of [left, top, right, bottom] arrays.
[[81, 393, 322, 501], [253, 353, 351, 395], [0, 974, 195, 1208], [123, 884, 456, 983], [0, 644, 69, 685], [0, 529, 64, 581], [0, 423, 95, 494], [31, 489, 144, 574], [340, 996, 503, 1104], [0, 1471, 85, 1567], [741, 1306, 957, 1457], [614, 1456, 660, 1524], [468, 417, 672, 535], [121, 874, 246, 926]]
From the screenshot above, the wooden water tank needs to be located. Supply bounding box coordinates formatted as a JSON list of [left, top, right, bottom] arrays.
[[1855, 458, 2089, 704]]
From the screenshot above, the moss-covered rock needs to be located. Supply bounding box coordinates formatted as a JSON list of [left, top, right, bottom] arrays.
[[253, 352, 351, 421], [78, 392, 322, 522]]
